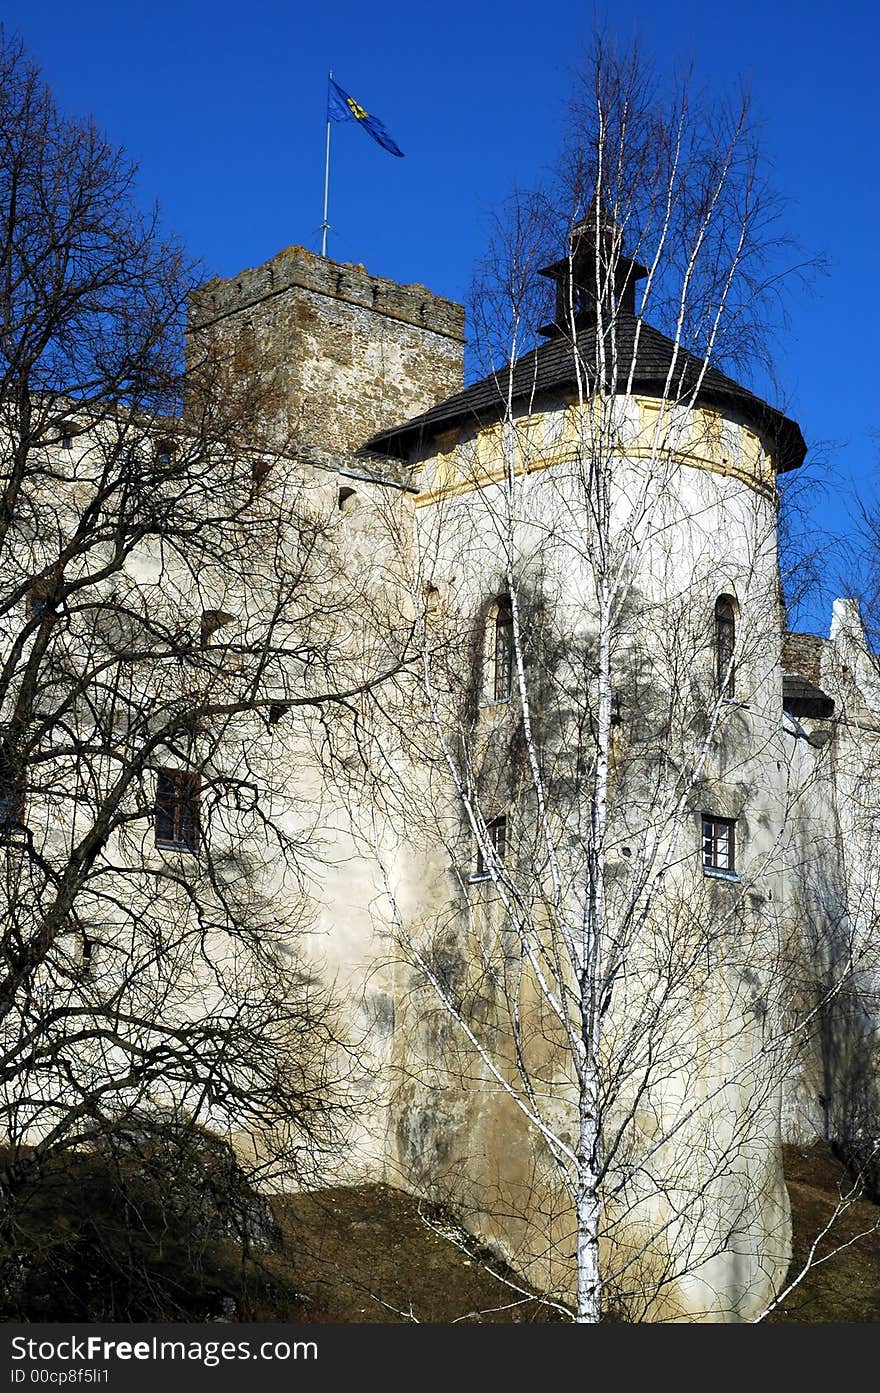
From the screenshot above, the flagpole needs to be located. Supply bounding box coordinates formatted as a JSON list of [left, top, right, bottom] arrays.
[[321, 70, 332, 258]]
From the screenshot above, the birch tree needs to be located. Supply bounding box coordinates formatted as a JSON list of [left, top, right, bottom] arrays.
[[359, 41, 823, 1322]]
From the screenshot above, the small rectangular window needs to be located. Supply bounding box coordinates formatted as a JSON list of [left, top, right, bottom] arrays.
[[702, 814, 735, 874], [79, 934, 98, 979], [475, 815, 507, 878], [155, 769, 200, 852], [0, 731, 26, 835], [252, 459, 271, 494]]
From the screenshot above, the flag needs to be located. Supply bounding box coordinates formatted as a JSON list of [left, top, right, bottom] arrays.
[[327, 77, 405, 158]]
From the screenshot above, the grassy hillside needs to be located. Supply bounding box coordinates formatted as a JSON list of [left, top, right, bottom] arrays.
[[259, 1145, 880, 1322], [265, 1185, 559, 1322], [3, 1141, 876, 1321]]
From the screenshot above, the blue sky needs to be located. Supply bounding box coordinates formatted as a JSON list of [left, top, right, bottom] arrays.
[[4, 0, 878, 630]]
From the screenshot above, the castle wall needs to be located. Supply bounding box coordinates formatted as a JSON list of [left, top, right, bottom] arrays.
[[781, 606, 880, 1156]]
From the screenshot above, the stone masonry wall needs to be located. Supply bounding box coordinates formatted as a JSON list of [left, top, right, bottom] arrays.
[[782, 631, 827, 684], [187, 244, 466, 455]]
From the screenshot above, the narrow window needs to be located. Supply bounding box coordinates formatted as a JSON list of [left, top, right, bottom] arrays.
[[476, 815, 507, 878], [155, 769, 200, 852], [27, 585, 48, 619], [0, 737, 26, 834], [59, 424, 74, 452], [252, 459, 271, 494], [493, 594, 514, 702], [719, 418, 741, 468], [702, 814, 736, 874], [155, 439, 176, 468], [715, 595, 737, 697], [79, 934, 97, 979]]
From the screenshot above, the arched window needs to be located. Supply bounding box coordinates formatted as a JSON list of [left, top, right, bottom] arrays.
[[492, 594, 513, 702], [715, 595, 737, 697]]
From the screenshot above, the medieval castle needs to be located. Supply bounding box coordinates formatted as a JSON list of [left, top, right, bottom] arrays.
[[181, 227, 880, 1319], [6, 223, 879, 1322]]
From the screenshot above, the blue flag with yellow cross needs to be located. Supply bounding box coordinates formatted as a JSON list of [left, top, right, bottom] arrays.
[[327, 77, 405, 158]]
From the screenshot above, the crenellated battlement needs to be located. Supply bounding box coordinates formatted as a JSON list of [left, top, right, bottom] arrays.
[[190, 244, 465, 344]]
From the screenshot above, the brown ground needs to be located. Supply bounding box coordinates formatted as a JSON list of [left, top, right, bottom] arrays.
[[245, 1144, 880, 1322], [256, 1184, 560, 1322], [763, 1145, 880, 1322]]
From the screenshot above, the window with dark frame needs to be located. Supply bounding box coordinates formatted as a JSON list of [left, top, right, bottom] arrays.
[[252, 458, 271, 494], [715, 595, 737, 697], [493, 595, 514, 702], [154, 769, 200, 852], [702, 814, 736, 873], [80, 934, 97, 978], [0, 737, 26, 834], [475, 815, 507, 878]]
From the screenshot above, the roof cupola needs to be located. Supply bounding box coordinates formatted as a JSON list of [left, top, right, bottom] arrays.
[[538, 210, 648, 339]]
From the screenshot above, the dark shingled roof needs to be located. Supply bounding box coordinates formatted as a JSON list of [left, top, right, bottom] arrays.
[[783, 674, 835, 720], [363, 314, 806, 472]]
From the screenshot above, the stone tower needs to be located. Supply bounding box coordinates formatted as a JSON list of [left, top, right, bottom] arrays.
[[187, 245, 466, 455]]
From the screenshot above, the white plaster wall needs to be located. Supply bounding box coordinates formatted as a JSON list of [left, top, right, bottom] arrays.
[[380, 397, 793, 1319]]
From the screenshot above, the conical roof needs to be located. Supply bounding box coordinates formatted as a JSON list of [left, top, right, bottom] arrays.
[[362, 314, 805, 473]]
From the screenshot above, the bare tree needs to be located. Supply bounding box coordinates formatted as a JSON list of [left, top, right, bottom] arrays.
[[0, 32, 410, 1252], [348, 40, 840, 1322]]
